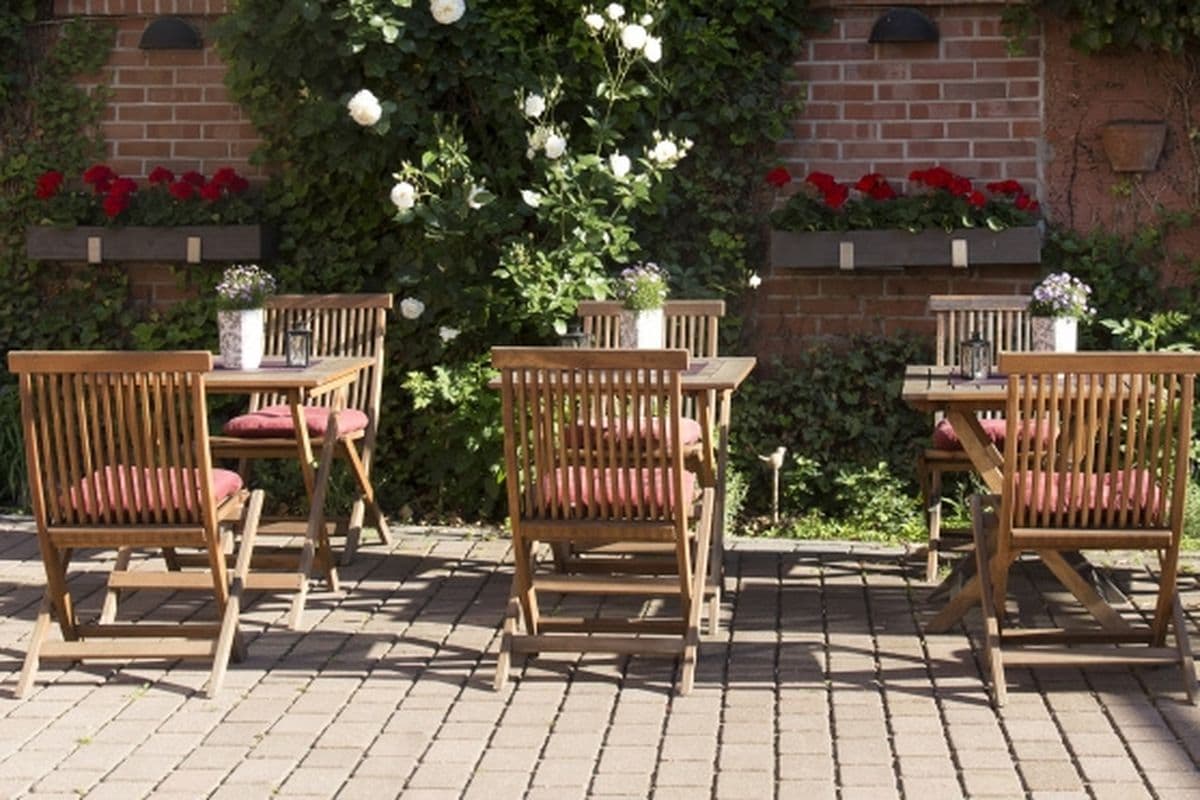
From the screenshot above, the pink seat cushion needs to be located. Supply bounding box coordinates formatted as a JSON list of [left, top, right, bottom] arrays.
[[1015, 469, 1163, 520], [930, 417, 1008, 451], [541, 467, 697, 513], [66, 466, 243, 516], [572, 416, 704, 450], [222, 404, 369, 438]]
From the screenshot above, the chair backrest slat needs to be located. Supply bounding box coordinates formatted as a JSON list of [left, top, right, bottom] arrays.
[[930, 295, 1031, 368], [578, 299, 725, 358], [9, 351, 218, 530], [251, 294, 392, 420], [494, 347, 688, 527], [999, 352, 1198, 541]]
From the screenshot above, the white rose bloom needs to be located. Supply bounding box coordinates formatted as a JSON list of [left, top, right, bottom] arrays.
[[521, 189, 542, 208], [390, 180, 417, 210], [346, 89, 382, 127], [620, 23, 647, 50], [651, 139, 678, 163], [430, 0, 466, 25], [584, 12, 605, 31], [523, 93, 546, 119], [643, 35, 662, 63], [544, 133, 567, 159], [609, 152, 631, 178], [400, 297, 426, 319], [641, 13, 653, 25], [606, 3, 624, 21], [439, 326, 461, 342], [748, 273, 762, 289]]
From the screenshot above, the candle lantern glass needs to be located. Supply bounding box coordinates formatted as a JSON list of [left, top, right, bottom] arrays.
[[286, 328, 312, 367], [559, 321, 592, 348], [959, 331, 991, 381]]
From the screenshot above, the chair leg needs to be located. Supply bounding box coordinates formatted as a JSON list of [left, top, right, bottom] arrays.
[[100, 547, 135, 623], [1172, 593, 1198, 705], [926, 465, 943, 584], [971, 495, 1007, 707], [15, 594, 54, 699], [494, 593, 520, 692], [209, 490, 263, 697]]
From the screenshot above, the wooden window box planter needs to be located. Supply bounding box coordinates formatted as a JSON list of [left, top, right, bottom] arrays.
[[25, 224, 276, 263], [769, 226, 1041, 271]]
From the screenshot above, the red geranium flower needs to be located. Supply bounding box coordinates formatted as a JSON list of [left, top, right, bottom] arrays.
[[210, 167, 241, 188], [868, 182, 897, 201], [168, 180, 196, 200], [148, 166, 175, 185], [181, 170, 206, 187], [765, 166, 791, 188], [949, 176, 973, 197], [199, 182, 223, 202], [102, 192, 129, 219], [967, 190, 987, 208], [854, 173, 883, 192], [986, 179, 1024, 195], [82, 164, 116, 194], [35, 170, 64, 200], [911, 166, 956, 190], [1015, 193, 1038, 211], [805, 171, 837, 192], [824, 183, 849, 209], [228, 175, 250, 195], [109, 177, 138, 198]]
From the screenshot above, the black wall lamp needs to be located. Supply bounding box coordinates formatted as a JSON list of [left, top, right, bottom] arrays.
[[868, 7, 940, 44], [138, 16, 203, 50]]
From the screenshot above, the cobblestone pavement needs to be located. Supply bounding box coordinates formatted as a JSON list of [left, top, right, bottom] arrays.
[[1, 516, 1198, 799]]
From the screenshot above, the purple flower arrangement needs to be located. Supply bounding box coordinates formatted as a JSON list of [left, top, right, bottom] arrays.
[[1030, 272, 1094, 320]]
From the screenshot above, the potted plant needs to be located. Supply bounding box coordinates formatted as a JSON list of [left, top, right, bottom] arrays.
[[767, 166, 1043, 270], [1029, 271, 1094, 352], [615, 262, 668, 349], [215, 263, 277, 369], [26, 164, 274, 263]]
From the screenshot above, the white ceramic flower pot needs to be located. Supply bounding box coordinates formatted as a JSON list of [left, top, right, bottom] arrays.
[[618, 308, 665, 349], [218, 308, 265, 369], [1031, 316, 1077, 353]]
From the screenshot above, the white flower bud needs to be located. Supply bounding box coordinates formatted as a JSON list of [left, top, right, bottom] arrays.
[[584, 12, 605, 31], [748, 273, 762, 289], [641, 13, 653, 25], [523, 93, 546, 118], [390, 181, 417, 210], [609, 152, 631, 178], [651, 139, 678, 163], [346, 89, 382, 127], [521, 189, 542, 208], [400, 297, 426, 319], [643, 35, 662, 63], [620, 23, 647, 50], [606, 3, 624, 21], [544, 133, 567, 159], [439, 326, 461, 342], [430, 0, 466, 25]]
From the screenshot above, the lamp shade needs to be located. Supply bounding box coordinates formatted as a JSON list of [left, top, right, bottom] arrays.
[[138, 16, 203, 50], [868, 7, 939, 44]]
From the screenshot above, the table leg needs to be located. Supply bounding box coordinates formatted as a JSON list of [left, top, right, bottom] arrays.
[[289, 408, 342, 629], [287, 389, 317, 498], [706, 388, 733, 633], [943, 409, 1003, 493]]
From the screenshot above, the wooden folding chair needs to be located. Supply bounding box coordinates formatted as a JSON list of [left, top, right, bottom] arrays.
[[578, 299, 724, 358], [577, 300, 726, 627], [7, 350, 263, 698], [973, 352, 1199, 707], [492, 347, 714, 694], [210, 293, 392, 565], [920, 295, 1032, 582]]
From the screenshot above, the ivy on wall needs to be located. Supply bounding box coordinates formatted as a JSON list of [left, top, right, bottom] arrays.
[[215, 0, 819, 520]]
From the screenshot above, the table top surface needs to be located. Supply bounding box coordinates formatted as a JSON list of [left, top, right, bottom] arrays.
[[901, 364, 1009, 411], [206, 355, 374, 392]]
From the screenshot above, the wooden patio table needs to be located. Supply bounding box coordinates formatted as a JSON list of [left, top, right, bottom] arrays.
[[207, 355, 373, 628], [488, 352, 756, 626], [901, 364, 1125, 634]]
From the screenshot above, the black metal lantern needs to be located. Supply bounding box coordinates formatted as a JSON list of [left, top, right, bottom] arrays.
[[285, 327, 312, 367], [959, 331, 992, 381], [559, 320, 592, 348]]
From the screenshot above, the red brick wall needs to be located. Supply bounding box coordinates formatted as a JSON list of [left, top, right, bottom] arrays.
[[54, 0, 262, 180], [750, 1, 1044, 361]]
